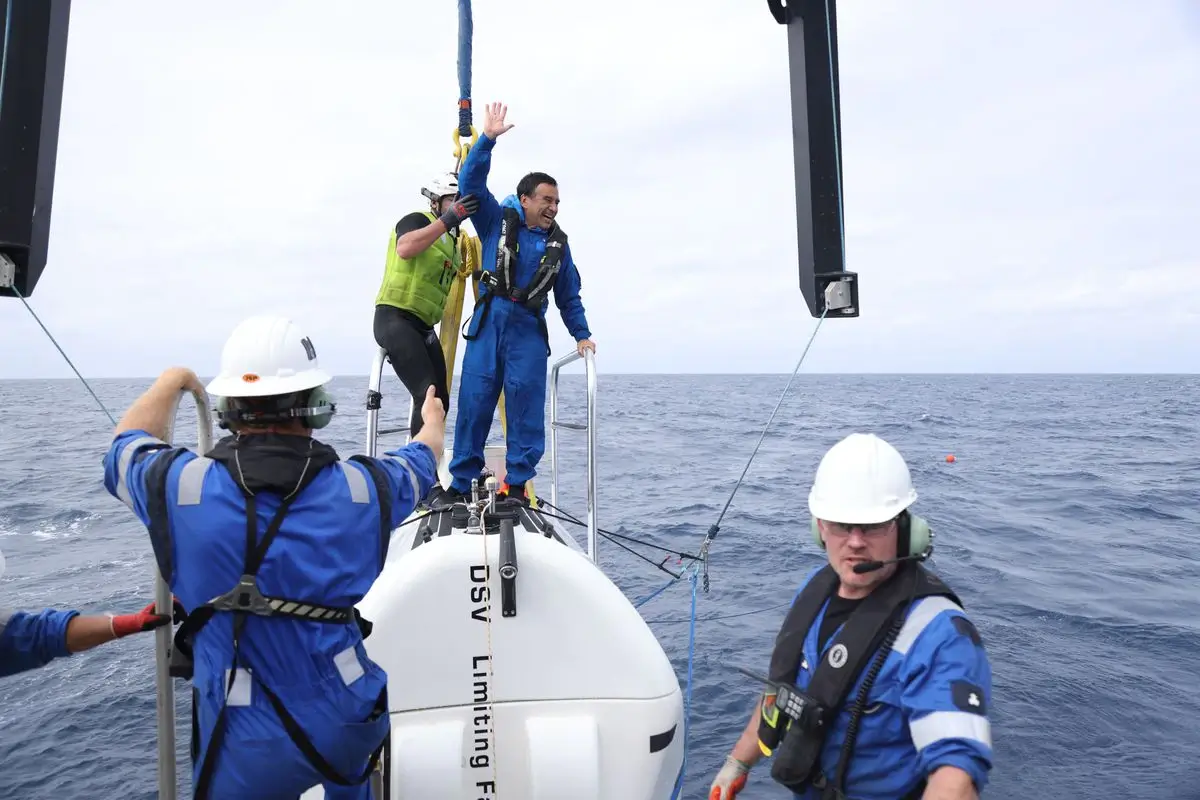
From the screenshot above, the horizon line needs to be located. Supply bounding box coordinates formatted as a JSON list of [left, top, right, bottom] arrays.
[[2, 370, 1198, 382]]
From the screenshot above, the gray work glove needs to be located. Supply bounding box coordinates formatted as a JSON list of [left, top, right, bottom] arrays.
[[439, 193, 479, 230], [709, 754, 751, 798]]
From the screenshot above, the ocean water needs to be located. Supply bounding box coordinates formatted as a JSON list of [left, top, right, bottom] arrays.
[[1, 373, 1198, 799]]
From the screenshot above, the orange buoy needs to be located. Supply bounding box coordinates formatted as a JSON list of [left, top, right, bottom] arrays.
[[945, 454, 956, 463]]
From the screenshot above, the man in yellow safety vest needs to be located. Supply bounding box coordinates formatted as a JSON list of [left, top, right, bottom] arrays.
[[373, 174, 478, 451]]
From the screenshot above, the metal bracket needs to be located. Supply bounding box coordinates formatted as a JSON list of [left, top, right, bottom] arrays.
[[766, 0, 791, 25], [0, 254, 16, 290], [816, 271, 859, 317]]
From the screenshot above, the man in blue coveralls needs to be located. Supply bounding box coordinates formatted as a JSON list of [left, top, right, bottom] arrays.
[[445, 101, 596, 503], [102, 315, 444, 800], [710, 433, 993, 800], [1, 546, 178, 677]]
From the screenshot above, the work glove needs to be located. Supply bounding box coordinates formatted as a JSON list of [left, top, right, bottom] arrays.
[[709, 754, 750, 799], [438, 193, 479, 230], [110, 598, 187, 638]]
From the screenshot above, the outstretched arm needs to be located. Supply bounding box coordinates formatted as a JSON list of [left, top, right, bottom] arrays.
[[458, 102, 517, 238], [356, 386, 446, 571], [457, 136, 502, 236], [708, 685, 764, 797], [1, 608, 78, 676], [104, 370, 202, 586], [729, 695, 767, 766], [1, 604, 174, 677]]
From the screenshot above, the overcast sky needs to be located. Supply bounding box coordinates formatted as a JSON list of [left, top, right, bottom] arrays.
[[2, 0, 1196, 378]]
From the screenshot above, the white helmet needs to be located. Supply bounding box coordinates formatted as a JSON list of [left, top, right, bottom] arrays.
[[206, 315, 332, 398], [808, 433, 919, 524], [421, 172, 459, 202]]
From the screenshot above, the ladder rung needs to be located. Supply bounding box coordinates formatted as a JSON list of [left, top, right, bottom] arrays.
[[377, 426, 408, 436], [552, 421, 587, 431]]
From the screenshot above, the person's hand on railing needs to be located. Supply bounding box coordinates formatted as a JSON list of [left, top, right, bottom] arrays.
[[112, 598, 187, 638], [575, 339, 596, 357], [162, 367, 207, 398]]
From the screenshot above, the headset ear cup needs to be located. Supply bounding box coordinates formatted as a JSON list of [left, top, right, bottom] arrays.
[[214, 396, 232, 430], [907, 513, 932, 556], [810, 518, 824, 549], [306, 386, 336, 430]]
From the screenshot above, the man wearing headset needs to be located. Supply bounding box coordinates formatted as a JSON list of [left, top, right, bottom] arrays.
[[102, 315, 444, 799], [710, 433, 994, 800]]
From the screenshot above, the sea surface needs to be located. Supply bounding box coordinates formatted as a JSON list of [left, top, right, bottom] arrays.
[[1, 373, 1198, 799]]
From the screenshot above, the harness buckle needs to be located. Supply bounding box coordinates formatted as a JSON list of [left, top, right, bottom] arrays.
[[209, 574, 276, 616]]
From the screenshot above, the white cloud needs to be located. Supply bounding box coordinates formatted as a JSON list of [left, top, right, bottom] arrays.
[[1, 0, 1196, 378]]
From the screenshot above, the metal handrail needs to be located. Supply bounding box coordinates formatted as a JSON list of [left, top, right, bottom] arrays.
[[367, 347, 419, 458], [371, 343, 598, 562], [154, 386, 214, 800], [548, 348, 598, 562], [365, 346, 388, 457]]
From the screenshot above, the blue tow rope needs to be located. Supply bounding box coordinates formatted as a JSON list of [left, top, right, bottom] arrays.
[[636, 565, 700, 800]]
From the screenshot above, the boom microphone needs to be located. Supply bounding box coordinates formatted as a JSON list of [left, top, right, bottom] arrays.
[[852, 552, 927, 574]]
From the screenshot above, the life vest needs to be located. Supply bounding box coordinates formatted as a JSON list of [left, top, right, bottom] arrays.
[[489, 205, 568, 311], [148, 436, 396, 798], [759, 563, 961, 798], [375, 211, 461, 326], [462, 205, 567, 353]]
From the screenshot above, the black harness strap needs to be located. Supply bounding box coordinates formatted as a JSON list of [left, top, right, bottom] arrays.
[[193, 490, 300, 798], [494, 205, 566, 311], [190, 473, 386, 797], [460, 268, 492, 344], [142, 446, 193, 586], [170, 460, 393, 675], [461, 207, 566, 357], [767, 566, 840, 688]]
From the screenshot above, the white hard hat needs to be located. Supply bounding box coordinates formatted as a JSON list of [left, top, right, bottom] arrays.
[[808, 433, 919, 525], [421, 172, 459, 202], [206, 315, 332, 398]]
